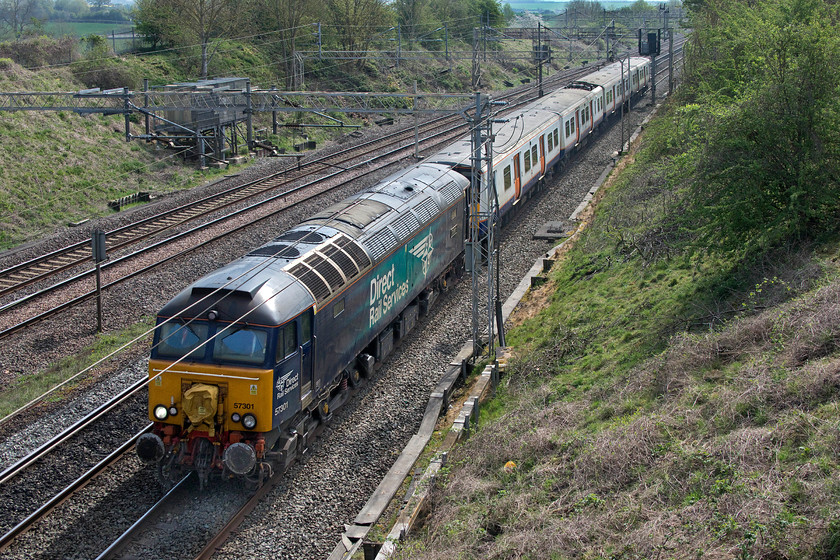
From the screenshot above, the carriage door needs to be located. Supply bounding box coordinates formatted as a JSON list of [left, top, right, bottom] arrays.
[[513, 153, 522, 201], [539, 135, 546, 176], [299, 309, 314, 408], [575, 108, 581, 145]]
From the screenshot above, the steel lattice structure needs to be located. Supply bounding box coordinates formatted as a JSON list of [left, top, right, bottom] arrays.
[[0, 88, 474, 115]]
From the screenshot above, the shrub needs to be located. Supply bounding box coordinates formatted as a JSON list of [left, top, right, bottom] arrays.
[[0, 36, 79, 68]]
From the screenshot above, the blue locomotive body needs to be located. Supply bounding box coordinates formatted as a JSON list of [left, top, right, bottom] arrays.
[[139, 163, 468, 486], [137, 58, 651, 487]]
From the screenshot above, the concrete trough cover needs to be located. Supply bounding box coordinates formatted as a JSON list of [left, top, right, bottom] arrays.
[[534, 221, 570, 240]]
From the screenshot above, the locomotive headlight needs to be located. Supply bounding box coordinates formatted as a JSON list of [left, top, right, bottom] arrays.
[[153, 405, 169, 421], [231, 413, 241, 423], [168, 406, 178, 417], [242, 414, 257, 430]]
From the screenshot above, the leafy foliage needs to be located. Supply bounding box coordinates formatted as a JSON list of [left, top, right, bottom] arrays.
[[667, 0, 840, 253]]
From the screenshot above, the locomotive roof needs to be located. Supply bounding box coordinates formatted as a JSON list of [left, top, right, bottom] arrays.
[[160, 162, 469, 324], [299, 162, 468, 265], [156, 256, 315, 327]]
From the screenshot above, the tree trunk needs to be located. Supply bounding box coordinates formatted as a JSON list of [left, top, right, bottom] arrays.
[[201, 41, 208, 78]]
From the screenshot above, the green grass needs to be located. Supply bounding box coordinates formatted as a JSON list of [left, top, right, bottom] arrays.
[[0, 317, 155, 418], [393, 104, 840, 558], [44, 22, 133, 37]]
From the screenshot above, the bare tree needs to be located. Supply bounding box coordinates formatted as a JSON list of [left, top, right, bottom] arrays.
[[135, 0, 241, 78], [324, 0, 392, 61], [0, 0, 37, 39], [394, 0, 431, 49], [261, 0, 313, 89]]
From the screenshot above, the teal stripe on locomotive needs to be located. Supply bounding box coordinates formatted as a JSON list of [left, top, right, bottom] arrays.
[[271, 162, 468, 424]]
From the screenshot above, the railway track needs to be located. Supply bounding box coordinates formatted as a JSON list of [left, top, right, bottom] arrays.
[[0, 44, 687, 558], [0, 64, 606, 343], [0, 382, 152, 553]]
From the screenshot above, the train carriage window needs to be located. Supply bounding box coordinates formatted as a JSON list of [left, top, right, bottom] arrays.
[[157, 321, 209, 359], [214, 326, 268, 365], [547, 133, 553, 152], [531, 145, 538, 164], [333, 298, 345, 318], [524, 149, 531, 172], [503, 166, 512, 190], [564, 120, 570, 137], [553, 129, 559, 147], [571, 117, 575, 134]]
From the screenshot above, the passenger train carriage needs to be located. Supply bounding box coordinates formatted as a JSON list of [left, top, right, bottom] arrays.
[[137, 57, 650, 487]]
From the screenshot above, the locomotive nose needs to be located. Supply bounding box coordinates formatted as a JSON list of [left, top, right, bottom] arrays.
[[183, 383, 220, 432], [136, 432, 165, 463]]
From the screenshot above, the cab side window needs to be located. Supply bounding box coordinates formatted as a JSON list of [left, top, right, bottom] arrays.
[[301, 311, 312, 345], [276, 322, 297, 363]]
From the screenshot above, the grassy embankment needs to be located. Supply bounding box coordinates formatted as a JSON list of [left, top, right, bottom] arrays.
[[394, 0, 840, 556], [0, 33, 546, 251], [0, 33, 546, 414]]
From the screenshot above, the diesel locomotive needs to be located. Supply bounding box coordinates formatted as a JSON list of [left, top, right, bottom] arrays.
[[136, 57, 651, 487]]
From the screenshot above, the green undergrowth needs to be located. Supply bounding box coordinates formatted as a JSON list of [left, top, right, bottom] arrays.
[[393, 94, 840, 559], [0, 317, 154, 419]]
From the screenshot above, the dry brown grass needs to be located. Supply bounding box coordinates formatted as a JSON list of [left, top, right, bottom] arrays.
[[398, 269, 840, 560]]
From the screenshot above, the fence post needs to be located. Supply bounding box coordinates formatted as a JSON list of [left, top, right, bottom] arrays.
[[246, 79, 253, 151], [143, 78, 150, 139]]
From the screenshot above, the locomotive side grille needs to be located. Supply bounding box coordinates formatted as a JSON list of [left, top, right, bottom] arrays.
[[303, 253, 345, 292], [335, 236, 372, 269], [321, 244, 359, 280], [391, 212, 420, 241], [313, 259, 345, 291], [415, 197, 439, 224], [289, 263, 331, 301], [365, 229, 398, 262], [439, 181, 462, 204]]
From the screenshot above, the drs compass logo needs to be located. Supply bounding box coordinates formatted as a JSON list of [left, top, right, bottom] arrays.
[[409, 232, 434, 276]]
